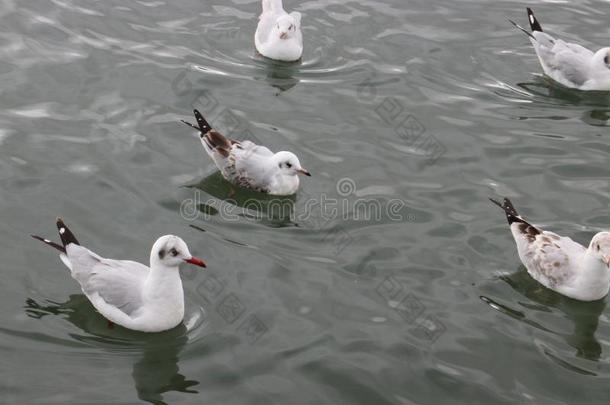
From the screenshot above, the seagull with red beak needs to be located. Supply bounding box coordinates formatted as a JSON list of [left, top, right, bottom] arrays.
[[31, 218, 207, 332], [181, 109, 310, 196], [491, 198, 610, 301], [255, 0, 303, 62]]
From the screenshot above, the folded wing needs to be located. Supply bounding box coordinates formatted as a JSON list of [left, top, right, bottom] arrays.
[[519, 230, 585, 288], [66, 245, 148, 317], [532, 33, 594, 87]]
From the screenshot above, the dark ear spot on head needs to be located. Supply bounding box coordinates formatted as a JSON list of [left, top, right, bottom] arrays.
[[158, 249, 165, 259]]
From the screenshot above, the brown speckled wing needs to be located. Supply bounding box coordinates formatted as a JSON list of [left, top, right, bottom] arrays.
[[526, 231, 573, 287]]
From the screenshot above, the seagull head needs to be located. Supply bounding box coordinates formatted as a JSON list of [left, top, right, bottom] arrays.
[[588, 232, 610, 268], [151, 235, 206, 269], [592, 48, 610, 71], [274, 15, 298, 40], [273, 151, 311, 177]]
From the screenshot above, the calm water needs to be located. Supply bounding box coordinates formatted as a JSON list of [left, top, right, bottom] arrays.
[[2, 0, 610, 403]]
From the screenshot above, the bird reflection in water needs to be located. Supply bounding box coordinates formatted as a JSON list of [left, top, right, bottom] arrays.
[[482, 270, 606, 363], [517, 78, 610, 126], [25, 295, 199, 404]]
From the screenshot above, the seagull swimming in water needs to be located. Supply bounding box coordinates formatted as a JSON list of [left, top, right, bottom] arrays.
[[31, 218, 207, 332], [255, 0, 303, 62], [181, 109, 310, 196], [509, 8, 610, 91], [491, 198, 610, 301]]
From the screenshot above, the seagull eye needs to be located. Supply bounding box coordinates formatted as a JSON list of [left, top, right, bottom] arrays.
[[605, 55, 609, 66], [170, 248, 178, 257], [597, 244, 601, 252], [289, 24, 294, 30], [286, 162, 292, 168]]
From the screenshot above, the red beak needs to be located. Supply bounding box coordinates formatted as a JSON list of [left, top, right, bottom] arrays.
[[184, 256, 206, 268]]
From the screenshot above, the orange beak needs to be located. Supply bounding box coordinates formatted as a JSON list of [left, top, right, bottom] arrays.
[[297, 168, 311, 177], [184, 256, 206, 268]]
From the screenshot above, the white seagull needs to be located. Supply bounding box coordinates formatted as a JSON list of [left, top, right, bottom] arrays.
[[491, 198, 610, 301], [31, 218, 207, 332], [255, 0, 303, 62], [510, 8, 610, 91], [181, 109, 310, 196]]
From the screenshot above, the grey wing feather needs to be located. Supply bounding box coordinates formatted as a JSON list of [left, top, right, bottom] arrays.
[[235, 140, 273, 157], [66, 245, 148, 316], [532, 33, 594, 86], [564, 42, 594, 58], [552, 53, 591, 86]]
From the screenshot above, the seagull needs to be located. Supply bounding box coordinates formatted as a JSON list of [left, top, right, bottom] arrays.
[[181, 109, 310, 196], [509, 8, 610, 91], [490, 198, 610, 301], [31, 218, 207, 332], [255, 0, 303, 62]]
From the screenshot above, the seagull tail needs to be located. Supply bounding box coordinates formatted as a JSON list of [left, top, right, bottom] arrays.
[[55, 218, 80, 248], [206, 129, 231, 149], [507, 18, 536, 40], [192, 110, 213, 134], [180, 109, 213, 135], [489, 197, 528, 226], [526, 8, 543, 32], [193, 111, 233, 157], [180, 119, 200, 132], [264, 0, 283, 13], [180, 110, 232, 157], [31, 235, 66, 253]]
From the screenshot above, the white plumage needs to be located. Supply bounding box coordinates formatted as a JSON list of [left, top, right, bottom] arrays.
[[181, 109, 310, 196], [491, 198, 610, 301], [32, 219, 207, 332], [511, 8, 610, 91], [255, 0, 303, 62]]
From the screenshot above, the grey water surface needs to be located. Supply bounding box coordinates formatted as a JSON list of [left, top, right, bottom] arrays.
[[1, 0, 610, 404]]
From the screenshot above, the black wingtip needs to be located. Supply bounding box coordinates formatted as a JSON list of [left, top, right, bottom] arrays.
[[526, 7, 543, 32], [193, 109, 212, 134], [180, 119, 200, 131], [31, 234, 66, 253], [489, 197, 503, 208], [55, 218, 80, 247], [507, 18, 536, 40], [490, 197, 523, 225], [181, 110, 212, 136]]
